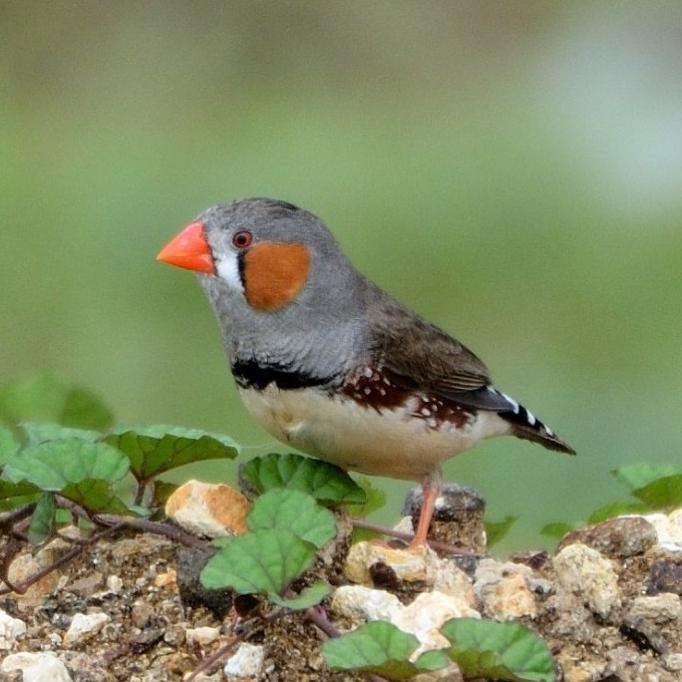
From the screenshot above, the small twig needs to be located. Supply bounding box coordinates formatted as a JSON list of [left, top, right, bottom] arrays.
[[93, 515, 209, 549], [0, 536, 25, 593], [0, 525, 120, 596], [184, 610, 283, 681], [54, 496, 92, 523], [351, 518, 478, 556], [0, 504, 36, 530]]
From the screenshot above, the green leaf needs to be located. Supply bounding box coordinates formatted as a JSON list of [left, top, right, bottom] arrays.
[[270, 581, 330, 609], [0, 480, 40, 511], [0, 374, 113, 430], [21, 422, 100, 446], [345, 476, 386, 517], [60, 479, 133, 514], [0, 426, 19, 467], [485, 515, 519, 547], [201, 529, 316, 599], [246, 489, 336, 549], [613, 464, 680, 492], [322, 621, 449, 680], [28, 493, 56, 544], [587, 500, 648, 524], [540, 522, 576, 540], [104, 425, 238, 481], [441, 618, 555, 682], [242, 453, 366, 505], [633, 474, 682, 510], [4, 439, 129, 489]]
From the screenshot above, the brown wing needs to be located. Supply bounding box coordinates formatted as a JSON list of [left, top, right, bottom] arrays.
[[366, 287, 511, 411]]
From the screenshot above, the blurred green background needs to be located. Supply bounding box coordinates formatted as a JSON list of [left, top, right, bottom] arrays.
[[2, 1, 681, 550]]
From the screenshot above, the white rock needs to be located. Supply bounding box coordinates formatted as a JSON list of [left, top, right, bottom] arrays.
[[642, 510, 682, 553], [0, 609, 26, 649], [482, 573, 537, 620], [553, 543, 620, 618], [63, 612, 110, 646], [474, 559, 538, 619], [393, 516, 414, 535], [106, 575, 123, 594], [627, 593, 682, 623], [185, 626, 221, 647], [165, 480, 250, 538], [224, 642, 265, 679], [331, 585, 402, 625], [392, 591, 480, 658], [1, 652, 72, 681], [426, 556, 475, 607]]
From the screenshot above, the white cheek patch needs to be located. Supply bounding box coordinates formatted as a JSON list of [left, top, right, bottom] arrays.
[[215, 253, 244, 293]]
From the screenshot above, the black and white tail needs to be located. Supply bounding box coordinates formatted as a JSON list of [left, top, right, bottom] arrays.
[[488, 387, 576, 455]]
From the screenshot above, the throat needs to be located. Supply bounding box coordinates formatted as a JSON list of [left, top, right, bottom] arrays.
[[231, 358, 337, 391]]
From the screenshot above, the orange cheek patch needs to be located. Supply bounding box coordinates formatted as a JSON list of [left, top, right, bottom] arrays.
[[243, 241, 311, 311]]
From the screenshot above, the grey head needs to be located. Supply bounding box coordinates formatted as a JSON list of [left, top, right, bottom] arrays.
[[196, 198, 370, 379]]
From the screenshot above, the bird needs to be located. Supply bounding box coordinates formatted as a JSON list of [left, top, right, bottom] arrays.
[[157, 198, 575, 548]]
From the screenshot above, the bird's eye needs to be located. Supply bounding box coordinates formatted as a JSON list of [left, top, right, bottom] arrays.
[[232, 230, 253, 249]]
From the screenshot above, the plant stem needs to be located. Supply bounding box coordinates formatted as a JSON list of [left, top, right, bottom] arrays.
[[351, 518, 479, 556]]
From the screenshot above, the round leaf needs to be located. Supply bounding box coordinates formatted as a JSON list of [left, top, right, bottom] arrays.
[[242, 453, 365, 504], [440, 618, 555, 682], [105, 425, 239, 480], [0, 426, 19, 467], [20, 422, 100, 446], [323, 621, 449, 680], [270, 581, 330, 609], [4, 439, 129, 489], [200, 528, 316, 597], [247, 489, 336, 549]]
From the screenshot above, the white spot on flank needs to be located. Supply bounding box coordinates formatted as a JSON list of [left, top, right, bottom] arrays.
[[216, 254, 243, 292], [420, 407, 430, 416], [363, 367, 373, 378], [526, 411, 536, 426], [363, 387, 371, 395]]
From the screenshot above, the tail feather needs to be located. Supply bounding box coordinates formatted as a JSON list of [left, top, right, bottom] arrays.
[[487, 387, 576, 455]]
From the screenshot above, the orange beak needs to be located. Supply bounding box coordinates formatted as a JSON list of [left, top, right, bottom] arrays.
[[156, 221, 215, 274]]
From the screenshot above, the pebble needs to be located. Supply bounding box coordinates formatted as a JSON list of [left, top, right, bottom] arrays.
[[131, 601, 155, 628], [622, 592, 682, 653], [185, 626, 220, 647], [224, 642, 265, 680], [1, 651, 72, 681], [331, 585, 402, 625], [4, 548, 62, 609], [474, 558, 541, 619], [553, 543, 620, 618], [63, 612, 110, 646], [558, 516, 657, 558], [165, 480, 250, 538], [647, 559, 682, 595], [0, 609, 27, 649], [392, 590, 480, 656], [106, 575, 123, 594], [175, 546, 233, 619]]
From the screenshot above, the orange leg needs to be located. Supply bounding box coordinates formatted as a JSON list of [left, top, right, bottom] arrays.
[[409, 472, 441, 549]]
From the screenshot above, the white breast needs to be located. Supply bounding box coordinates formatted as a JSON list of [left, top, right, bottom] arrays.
[[238, 385, 511, 480]]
